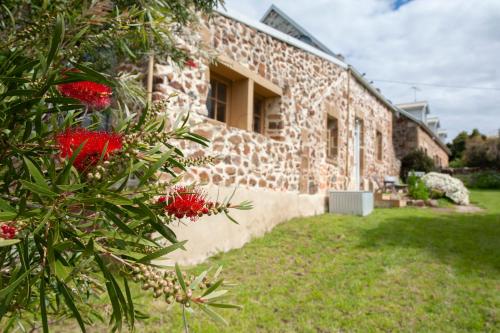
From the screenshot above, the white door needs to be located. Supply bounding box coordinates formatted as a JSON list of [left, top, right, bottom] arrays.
[[353, 119, 361, 190]]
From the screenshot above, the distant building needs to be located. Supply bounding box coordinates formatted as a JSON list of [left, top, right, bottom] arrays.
[[394, 101, 450, 168]]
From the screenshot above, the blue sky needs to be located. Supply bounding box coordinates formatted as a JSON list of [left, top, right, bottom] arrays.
[[221, 0, 500, 140], [393, 0, 412, 10]]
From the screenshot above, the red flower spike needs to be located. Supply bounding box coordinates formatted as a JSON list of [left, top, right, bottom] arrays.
[[184, 59, 197, 69], [1, 225, 17, 239], [56, 128, 123, 172], [57, 70, 112, 109], [158, 187, 209, 221]]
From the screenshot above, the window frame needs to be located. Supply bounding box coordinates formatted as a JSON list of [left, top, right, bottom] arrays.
[[253, 94, 266, 135], [376, 130, 383, 161], [326, 115, 339, 162], [206, 74, 231, 124]]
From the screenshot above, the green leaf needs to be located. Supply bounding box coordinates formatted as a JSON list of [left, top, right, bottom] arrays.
[[23, 157, 49, 189], [137, 240, 187, 263], [123, 277, 135, 329], [190, 270, 208, 290], [103, 193, 134, 206], [20, 180, 57, 197], [199, 304, 228, 326], [0, 268, 32, 299], [71, 63, 114, 86], [57, 184, 86, 192], [175, 263, 187, 292], [55, 260, 71, 282], [0, 211, 17, 221], [40, 278, 49, 333], [139, 149, 173, 186], [200, 289, 228, 301], [45, 14, 64, 73], [56, 140, 87, 185], [207, 303, 242, 310], [58, 280, 86, 333], [202, 279, 223, 297], [0, 198, 15, 212], [0, 239, 20, 247]]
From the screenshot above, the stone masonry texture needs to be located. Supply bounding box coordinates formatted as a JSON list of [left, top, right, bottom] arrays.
[[153, 13, 402, 195]]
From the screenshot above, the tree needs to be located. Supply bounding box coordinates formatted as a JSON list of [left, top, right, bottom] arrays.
[[447, 131, 468, 162], [400, 149, 436, 181], [463, 136, 500, 168], [0, 1, 248, 332]]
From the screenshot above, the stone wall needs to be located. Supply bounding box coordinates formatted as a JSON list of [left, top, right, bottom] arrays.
[[154, 13, 401, 194], [149, 13, 404, 263], [393, 114, 449, 168]]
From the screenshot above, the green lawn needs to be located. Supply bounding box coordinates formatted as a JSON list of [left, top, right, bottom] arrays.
[[72, 191, 500, 332]]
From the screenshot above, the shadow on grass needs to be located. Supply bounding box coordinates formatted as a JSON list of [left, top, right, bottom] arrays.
[[359, 212, 500, 274]]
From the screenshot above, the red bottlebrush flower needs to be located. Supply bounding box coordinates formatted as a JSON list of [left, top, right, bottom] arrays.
[[56, 128, 123, 172], [184, 59, 197, 69], [1, 224, 17, 239], [158, 187, 208, 221], [57, 71, 112, 109]]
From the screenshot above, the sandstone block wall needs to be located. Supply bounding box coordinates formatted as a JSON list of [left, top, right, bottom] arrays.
[[393, 114, 449, 168], [154, 13, 401, 195]]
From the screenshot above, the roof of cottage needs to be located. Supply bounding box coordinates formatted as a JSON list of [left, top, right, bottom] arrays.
[[396, 101, 430, 114], [215, 7, 450, 156], [260, 5, 343, 61]]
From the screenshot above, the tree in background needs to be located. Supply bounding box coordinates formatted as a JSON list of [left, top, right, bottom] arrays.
[[0, 1, 249, 332], [447, 131, 468, 162], [400, 149, 436, 181], [463, 136, 500, 168]]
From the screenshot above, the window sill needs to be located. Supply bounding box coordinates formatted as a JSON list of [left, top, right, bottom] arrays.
[[326, 157, 338, 165]]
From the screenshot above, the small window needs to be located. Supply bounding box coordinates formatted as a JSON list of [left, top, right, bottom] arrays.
[[253, 95, 265, 134], [207, 77, 229, 123], [376, 131, 383, 160], [326, 116, 338, 159], [356, 118, 365, 175]]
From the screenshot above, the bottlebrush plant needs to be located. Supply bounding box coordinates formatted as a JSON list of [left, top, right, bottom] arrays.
[[0, 1, 250, 332]]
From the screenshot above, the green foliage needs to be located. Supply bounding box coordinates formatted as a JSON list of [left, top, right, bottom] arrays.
[[400, 149, 436, 180], [447, 130, 468, 162], [461, 171, 500, 189], [0, 1, 247, 332], [407, 174, 430, 200], [462, 136, 500, 168]]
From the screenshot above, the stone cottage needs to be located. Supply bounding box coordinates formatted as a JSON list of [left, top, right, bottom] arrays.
[[393, 101, 450, 168], [154, 6, 405, 264]]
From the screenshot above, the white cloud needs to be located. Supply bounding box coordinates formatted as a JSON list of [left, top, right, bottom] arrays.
[[222, 0, 500, 140]]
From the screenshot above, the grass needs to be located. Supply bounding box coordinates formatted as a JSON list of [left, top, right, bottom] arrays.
[[63, 191, 500, 332]]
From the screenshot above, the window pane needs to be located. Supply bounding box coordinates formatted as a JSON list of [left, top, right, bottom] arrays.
[[217, 82, 227, 102], [207, 98, 215, 119], [209, 80, 216, 98], [253, 99, 263, 133], [217, 103, 226, 122]]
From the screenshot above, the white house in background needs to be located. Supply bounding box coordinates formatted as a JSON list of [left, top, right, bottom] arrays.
[[426, 116, 440, 133], [397, 101, 430, 123], [438, 129, 448, 142]]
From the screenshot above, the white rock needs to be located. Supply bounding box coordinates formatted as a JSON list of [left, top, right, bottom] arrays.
[[421, 172, 469, 205]]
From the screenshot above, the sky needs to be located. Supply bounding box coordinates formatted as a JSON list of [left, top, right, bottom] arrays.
[[220, 0, 500, 141]]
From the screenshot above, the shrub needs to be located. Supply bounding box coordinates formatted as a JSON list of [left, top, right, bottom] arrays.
[[400, 150, 436, 181], [0, 1, 248, 332], [463, 136, 500, 168], [407, 174, 430, 200], [464, 171, 500, 189]]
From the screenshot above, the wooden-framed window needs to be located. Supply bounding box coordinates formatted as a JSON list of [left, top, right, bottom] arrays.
[[357, 118, 365, 175], [253, 95, 266, 134], [326, 116, 338, 159], [376, 130, 383, 161], [206, 76, 229, 123]]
